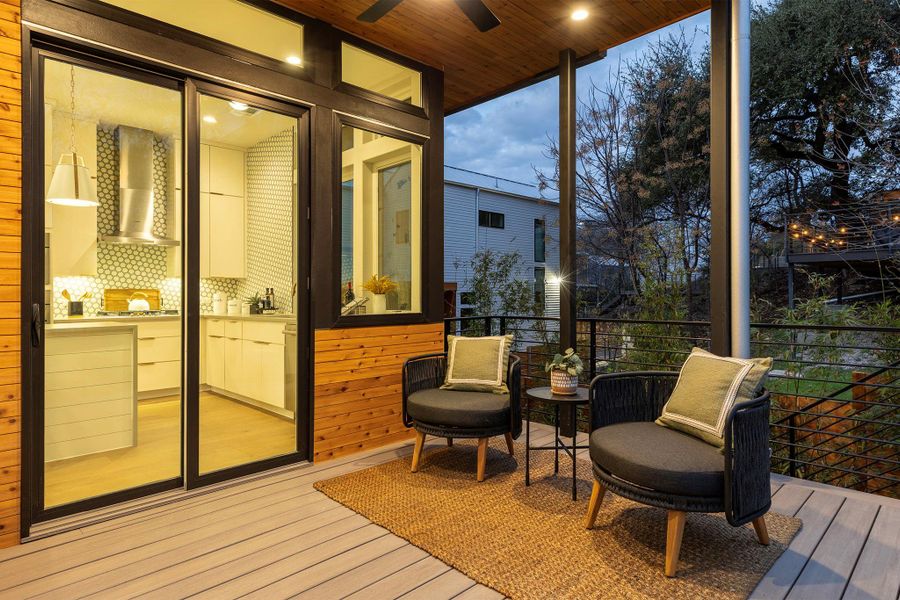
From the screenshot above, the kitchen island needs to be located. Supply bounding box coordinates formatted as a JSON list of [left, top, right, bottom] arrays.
[[45, 321, 138, 461]]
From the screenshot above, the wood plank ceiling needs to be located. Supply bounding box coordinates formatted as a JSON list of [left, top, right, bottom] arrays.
[[278, 0, 710, 112]]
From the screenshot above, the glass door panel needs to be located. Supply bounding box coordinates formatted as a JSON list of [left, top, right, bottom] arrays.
[[41, 58, 183, 508], [196, 92, 299, 474]]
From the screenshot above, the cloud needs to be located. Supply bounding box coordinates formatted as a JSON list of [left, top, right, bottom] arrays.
[[445, 11, 711, 187]]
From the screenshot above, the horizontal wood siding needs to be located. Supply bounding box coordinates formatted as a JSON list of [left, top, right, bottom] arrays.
[[313, 323, 443, 462], [0, 0, 19, 550]]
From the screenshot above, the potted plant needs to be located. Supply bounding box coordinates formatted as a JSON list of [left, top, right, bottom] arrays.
[[362, 274, 397, 314], [545, 348, 584, 395], [245, 292, 262, 314]]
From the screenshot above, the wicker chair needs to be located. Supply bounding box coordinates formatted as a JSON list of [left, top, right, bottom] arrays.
[[401, 353, 522, 481], [583, 371, 772, 577]]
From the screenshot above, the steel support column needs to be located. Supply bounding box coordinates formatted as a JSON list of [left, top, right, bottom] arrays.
[[709, 0, 732, 356], [558, 48, 577, 352]]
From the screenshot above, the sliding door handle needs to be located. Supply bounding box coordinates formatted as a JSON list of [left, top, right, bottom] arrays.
[[31, 303, 42, 348]]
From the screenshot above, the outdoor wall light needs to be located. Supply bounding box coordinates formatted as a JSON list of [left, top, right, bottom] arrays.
[[547, 274, 563, 285], [571, 8, 589, 21]]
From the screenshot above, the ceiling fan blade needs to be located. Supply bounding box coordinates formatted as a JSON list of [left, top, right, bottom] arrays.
[[453, 0, 501, 32], [357, 0, 405, 23]]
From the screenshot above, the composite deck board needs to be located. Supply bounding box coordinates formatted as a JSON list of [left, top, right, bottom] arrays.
[[0, 422, 895, 600], [841, 506, 900, 600]]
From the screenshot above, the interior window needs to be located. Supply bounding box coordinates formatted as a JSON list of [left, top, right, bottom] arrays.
[[339, 125, 423, 316]]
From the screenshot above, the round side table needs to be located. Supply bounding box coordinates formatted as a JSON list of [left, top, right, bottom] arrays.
[[524, 386, 590, 500]]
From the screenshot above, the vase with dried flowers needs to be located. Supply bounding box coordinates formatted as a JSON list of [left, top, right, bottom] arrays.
[[362, 274, 397, 314]]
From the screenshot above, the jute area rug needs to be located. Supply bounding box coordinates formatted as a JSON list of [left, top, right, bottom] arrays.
[[314, 437, 802, 600]]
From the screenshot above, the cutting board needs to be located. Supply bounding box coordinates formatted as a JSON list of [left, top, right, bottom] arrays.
[[104, 288, 161, 311]]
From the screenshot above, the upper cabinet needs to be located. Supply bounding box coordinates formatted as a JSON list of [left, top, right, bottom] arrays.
[[209, 146, 243, 196]]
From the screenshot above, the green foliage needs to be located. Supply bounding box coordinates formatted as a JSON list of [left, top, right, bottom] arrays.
[[545, 348, 584, 375]]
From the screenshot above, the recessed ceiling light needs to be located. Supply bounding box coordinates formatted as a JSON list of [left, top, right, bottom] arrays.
[[229, 101, 249, 111], [572, 8, 589, 21], [203, 115, 217, 124], [285, 55, 302, 66]]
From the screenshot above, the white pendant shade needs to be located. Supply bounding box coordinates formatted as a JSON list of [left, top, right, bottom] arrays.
[[47, 152, 98, 207]]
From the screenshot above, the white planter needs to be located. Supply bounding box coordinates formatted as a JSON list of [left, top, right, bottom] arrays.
[[370, 293, 387, 314], [550, 370, 578, 395]]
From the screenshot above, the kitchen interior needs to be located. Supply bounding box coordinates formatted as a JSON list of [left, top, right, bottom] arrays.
[[42, 59, 300, 507]]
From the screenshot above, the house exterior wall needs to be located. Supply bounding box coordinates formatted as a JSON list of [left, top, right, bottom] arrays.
[[0, 0, 20, 550], [443, 180, 560, 316]]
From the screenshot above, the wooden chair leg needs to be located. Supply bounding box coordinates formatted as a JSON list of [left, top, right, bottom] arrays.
[[504, 432, 514, 456], [584, 480, 606, 529], [752, 515, 770, 545], [476, 437, 489, 482], [411, 431, 426, 473], [447, 437, 453, 447], [665, 510, 686, 578]]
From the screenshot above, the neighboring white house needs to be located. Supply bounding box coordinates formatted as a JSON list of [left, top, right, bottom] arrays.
[[443, 165, 561, 318]]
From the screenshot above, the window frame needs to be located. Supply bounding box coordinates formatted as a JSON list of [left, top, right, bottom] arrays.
[[534, 218, 546, 263], [478, 210, 505, 229], [50, 0, 316, 82], [331, 113, 431, 328], [334, 38, 429, 119]]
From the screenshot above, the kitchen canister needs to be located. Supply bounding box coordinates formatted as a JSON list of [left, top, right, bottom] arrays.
[[212, 292, 226, 315], [227, 298, 240, 316]]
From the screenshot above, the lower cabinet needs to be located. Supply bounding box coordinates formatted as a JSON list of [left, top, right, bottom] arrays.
[[204, 318, 286, 410], [136, 320, 181, 395]]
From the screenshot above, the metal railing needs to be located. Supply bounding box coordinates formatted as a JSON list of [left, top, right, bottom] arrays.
[[444, 315, 900, 498]]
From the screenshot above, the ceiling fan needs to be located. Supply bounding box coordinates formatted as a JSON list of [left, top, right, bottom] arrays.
[[357, 0, 501, 32]]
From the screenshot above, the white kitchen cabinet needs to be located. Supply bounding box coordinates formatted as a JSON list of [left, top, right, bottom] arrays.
[[200, 192, 210, 278], [208, 194, 245, 278], [205, 332, 225, 389], [199, 143, 210, 192], [209, 146, 244, 196], [45, 326, 136, 461], [203, 318, 287, 411], [136, 320, 181, 395], [223, 335, 243, 394]]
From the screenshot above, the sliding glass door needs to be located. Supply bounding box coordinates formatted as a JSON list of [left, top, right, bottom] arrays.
[[26, 52, 310, 525], [192, 88, 304, 479], [38, 56, 184, 512]]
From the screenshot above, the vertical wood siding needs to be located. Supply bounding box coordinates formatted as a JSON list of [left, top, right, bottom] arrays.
[[0, 0, 20, 549], [313, 323, 443, 462]]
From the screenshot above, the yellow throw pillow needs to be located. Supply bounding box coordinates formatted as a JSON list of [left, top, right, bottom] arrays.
[[656, 347, 772, 448], [441, 334, 514, 394]]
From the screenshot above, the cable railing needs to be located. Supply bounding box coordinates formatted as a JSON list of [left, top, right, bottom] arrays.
[[444, 315, 900, 499]]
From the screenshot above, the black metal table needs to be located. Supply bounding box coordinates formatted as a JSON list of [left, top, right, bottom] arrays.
[[524, 386, 590, 500]]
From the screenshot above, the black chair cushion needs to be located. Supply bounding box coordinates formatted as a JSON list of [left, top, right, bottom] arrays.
[[407, 388, 510, 429], [589, 422, 724, 498]]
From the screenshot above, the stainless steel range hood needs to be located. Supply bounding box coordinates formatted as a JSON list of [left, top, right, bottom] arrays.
[[101, 126, 179, 247]]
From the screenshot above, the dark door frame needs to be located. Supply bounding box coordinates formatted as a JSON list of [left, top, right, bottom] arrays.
[[21, 37, 314, 536], [184, 78, 313, 489]]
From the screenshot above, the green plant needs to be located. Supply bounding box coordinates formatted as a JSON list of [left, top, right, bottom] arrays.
[[545, 348, 584, 376]]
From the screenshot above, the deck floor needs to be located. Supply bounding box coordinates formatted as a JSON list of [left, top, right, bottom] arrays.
[[1, 422, 898, 599]]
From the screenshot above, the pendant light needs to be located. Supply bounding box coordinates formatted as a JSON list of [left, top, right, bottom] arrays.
[[46, 65, 98, 207]]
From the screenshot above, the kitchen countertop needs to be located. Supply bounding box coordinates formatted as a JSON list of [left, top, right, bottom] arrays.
[[51, 315, 180, 324], [46, 321, 138, 333], [201, 313, 295, 322]]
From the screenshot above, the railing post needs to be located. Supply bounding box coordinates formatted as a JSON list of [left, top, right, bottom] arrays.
[[589, 319, 597, 380], [499, 316, 507, 336], [443, 319, 451, 351], [788, 413, 797, 478], [484, 316, 492, 336]]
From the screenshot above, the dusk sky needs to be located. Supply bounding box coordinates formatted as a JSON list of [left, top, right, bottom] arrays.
[[445, 10, 712, 188]]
